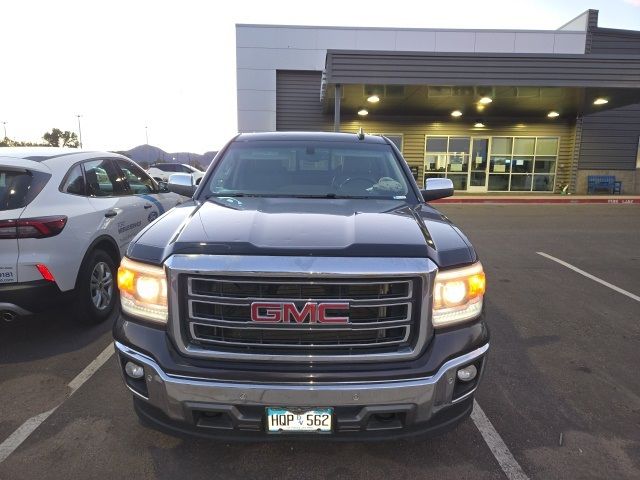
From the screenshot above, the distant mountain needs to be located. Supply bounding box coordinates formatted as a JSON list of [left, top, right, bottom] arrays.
[[116, 145, 218, 170]]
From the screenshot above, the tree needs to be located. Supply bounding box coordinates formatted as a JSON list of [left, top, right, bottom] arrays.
[[0, 137, 45, 147], [43, 128, 79, 148]]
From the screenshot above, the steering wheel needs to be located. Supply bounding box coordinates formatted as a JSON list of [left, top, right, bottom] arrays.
[[337, 177, 373, 191]]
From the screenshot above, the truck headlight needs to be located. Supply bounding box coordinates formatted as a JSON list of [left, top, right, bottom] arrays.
[[117, 257, 168, 324], [432, 262, 485, 328]]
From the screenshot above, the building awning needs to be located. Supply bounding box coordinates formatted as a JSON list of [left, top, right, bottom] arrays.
[[321, 50, 640, 118]]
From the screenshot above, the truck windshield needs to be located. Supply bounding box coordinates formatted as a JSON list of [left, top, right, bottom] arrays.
[[204, 141, 413, 199]]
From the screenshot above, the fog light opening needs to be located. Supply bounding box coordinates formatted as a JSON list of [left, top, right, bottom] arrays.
[[125, 361, 144, 379], [457, 365, 478, 382]]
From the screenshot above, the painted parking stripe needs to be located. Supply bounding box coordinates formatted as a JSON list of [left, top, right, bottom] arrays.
[[0, 343, 114, 463], [537, 252, 640, 302], [472, 400, 530, 480]]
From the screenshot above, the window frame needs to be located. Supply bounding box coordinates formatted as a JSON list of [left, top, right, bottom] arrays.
[[114, 158, 159, 195]]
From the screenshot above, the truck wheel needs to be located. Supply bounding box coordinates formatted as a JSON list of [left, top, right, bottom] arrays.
[[75, 249, 118, 324]]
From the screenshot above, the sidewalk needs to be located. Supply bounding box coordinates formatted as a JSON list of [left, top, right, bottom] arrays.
[[432, 194, 640, 204]]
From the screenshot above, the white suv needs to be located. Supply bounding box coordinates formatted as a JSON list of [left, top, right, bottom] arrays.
[[146, 163, 205, 185], [0, 148, 183, 323]]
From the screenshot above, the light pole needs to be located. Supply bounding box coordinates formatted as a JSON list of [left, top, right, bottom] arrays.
[[1, 121, 6, 139], [145, 126, 149, 144], [76, 115, 83, 148]]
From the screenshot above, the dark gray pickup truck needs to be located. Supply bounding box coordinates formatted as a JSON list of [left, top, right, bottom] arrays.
[[114, 131, 489, 440]]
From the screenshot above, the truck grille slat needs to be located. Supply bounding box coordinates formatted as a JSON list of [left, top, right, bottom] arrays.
[[181, 276, 420, 355]]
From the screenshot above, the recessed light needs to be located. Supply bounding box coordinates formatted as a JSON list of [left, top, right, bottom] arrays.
[[451, 110, 463, 117], [547, 111, 560, 118], [474, 122, 485, 128], [593, 98, 608, 105], [479, 97, 492, 105], [367, 95, 380, 103], [357, 108, 368, 116], [476, 104, 485, 112]]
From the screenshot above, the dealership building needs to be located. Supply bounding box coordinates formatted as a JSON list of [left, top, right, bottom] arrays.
[[235, 9, 640, 194]]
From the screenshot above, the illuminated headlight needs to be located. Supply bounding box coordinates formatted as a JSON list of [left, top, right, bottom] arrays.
[[433, 262, 485, 328], [117, 257, 168, 323]]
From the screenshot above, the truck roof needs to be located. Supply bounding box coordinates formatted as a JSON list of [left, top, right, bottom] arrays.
[[235, 131, 389, 144]]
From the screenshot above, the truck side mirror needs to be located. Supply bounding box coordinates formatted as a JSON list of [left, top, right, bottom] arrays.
[[167, 173, 196, 197], [420, 178, 454, 202]]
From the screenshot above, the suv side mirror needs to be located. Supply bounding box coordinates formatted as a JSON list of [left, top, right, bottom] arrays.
[[167, 173, 196, 197], [420, 178, 454, 202]]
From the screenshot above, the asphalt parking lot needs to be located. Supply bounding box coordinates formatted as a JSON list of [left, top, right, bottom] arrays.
[[1, 204, 639, 480]]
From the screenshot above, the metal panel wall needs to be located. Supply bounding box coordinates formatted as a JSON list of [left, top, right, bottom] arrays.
[[275, 71, 332, 131], [579, 103, 640, 170], [325, 51, 640, 88], [590, 28, 640, 54]]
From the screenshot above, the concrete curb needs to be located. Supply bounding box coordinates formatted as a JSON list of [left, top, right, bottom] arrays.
[[433, 197, 640, 204]]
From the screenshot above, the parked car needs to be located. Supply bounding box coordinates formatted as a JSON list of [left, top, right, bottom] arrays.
[[114, 132, 489, 440], [146, 163, 204, 185], [0, 147, 184, 324]]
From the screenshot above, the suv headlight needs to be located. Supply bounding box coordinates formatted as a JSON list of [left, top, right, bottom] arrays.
[[117, 257, 168, 324], [432, 262, 485, 328]]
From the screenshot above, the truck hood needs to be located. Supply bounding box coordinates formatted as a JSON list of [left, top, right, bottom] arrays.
[[127, 197, 476, 268]]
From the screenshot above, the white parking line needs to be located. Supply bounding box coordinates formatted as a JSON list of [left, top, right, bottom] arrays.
[[471, 400, 530, 480], [537, 252, 640, 302], [0, 343, 114, 464], [2, 342, 528, 480]]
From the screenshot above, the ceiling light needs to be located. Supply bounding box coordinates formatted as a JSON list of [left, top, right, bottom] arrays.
[[451, 110, 462, 117], [479, 96, 492, 105], [476, 104, 485, 112], [357, 108, 368, 116], [474, 122, 485, 128], [367, 95, 380, 103], [593, 98, 608, 105], [547, 111, 560, 118]]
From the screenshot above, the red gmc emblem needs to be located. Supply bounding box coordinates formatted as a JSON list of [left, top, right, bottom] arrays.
[[250, 302, 350, 324]]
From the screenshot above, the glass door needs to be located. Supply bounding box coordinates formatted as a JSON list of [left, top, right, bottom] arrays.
[[467, 137, 489, 192]]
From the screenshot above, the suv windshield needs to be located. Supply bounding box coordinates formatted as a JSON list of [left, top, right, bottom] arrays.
[[204, 140, 412, 199], [0, 169, 50, 211]]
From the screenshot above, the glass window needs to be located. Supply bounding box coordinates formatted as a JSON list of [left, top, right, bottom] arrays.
[[490, 156, 511, 173], [535, 138, 558, 156], [534, 157, 556, 173], [448, 174, 468, 190], [488, 174, 509, 191], [426, 137, 448, 153], [449, 137, 470, 153], [447, 153, 469, 173], [533, 175, 554, 191], [425, 154, 446, 172], [179, 165, 193, 173], [510, 175, 533, 191], [491, 137, 512, 155], [205, 140, 412, 199], [512, 156, 533, 174], [116, 159, 156, 194], [83, 159, 125, 197], [61, 164, 85, 195], [513, 138, 535, 156]]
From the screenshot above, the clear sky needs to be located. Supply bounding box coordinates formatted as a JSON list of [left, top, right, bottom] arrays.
[[2, 0, 639, 153]]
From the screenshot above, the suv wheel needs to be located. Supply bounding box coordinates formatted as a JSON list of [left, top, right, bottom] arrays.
[[75, 249, 118, 324]]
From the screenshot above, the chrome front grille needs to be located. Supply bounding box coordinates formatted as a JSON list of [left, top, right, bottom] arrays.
[[184, 277, 415, 352], [166, 255, 436, 363]]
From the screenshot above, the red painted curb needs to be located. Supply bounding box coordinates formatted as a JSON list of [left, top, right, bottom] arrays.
[[433, 198, 640, 204]]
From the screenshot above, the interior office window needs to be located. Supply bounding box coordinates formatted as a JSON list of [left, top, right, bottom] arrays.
[[425, 137, 448, 175]]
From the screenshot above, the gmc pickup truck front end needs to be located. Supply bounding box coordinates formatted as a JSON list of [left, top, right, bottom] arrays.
[[113, 132, 489, 440]]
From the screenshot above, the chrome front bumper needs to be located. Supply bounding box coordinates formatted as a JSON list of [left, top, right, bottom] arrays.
[[115, 341, 489, 434]]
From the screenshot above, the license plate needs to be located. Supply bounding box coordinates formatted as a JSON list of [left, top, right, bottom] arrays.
[[266, 407, 333, 433]]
